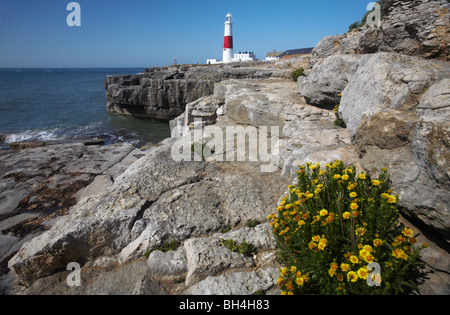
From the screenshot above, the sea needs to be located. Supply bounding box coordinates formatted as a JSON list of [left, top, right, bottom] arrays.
[[0, 68, 171, 150]]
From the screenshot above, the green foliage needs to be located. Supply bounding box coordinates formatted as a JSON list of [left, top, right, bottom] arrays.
[[191, 141, 211, 160], [220, 225, 232, 233], [145, 240, 181, 258], [334, 94, 347, 128], [291, 67, 305, 82], [348, 21, 361, 33], [221, 238, 257, 257], [247, 219, 260, 228], [269, 160, 426, 295]]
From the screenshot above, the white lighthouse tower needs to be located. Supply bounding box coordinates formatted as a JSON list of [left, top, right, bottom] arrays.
[[223, 13, 234, 63]]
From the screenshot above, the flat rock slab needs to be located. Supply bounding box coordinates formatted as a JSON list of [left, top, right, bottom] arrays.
[[62, 143, 135, 174]]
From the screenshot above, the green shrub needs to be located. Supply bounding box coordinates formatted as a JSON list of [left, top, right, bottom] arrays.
[[291, 68, 305, 82], [348, 21, 361, 32], [268, 160, 426, 295], [221, 239, 257, 257]]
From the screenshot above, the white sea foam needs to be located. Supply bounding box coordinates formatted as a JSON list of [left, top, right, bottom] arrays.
[[4, 129, 61, 143]]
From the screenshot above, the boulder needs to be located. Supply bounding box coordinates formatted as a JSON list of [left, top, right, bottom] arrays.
[[298, 54, 362, 106]]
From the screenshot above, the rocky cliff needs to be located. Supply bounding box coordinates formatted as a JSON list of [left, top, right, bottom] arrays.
[[105, 64, 290, 121], [309, 0, 449, 66]]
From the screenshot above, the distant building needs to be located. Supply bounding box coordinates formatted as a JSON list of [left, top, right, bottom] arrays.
[[265, 48, 314, 62], [277, 48, 314, 59], [232, 51, 257, 62], [265, 51, 283, 61]]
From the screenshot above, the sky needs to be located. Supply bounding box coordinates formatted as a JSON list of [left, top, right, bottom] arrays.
[[0, 0, 373, 68]]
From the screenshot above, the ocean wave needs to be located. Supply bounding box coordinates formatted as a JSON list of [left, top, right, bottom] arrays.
[[2, 129, 61, 143]]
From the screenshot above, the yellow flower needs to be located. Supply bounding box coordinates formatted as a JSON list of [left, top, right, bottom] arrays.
[[373, 239, 384, 247], [319, 209, 328, 217], [298, 220, 305, 227], [340, 263, 350, 272], [328, 268, 336, 277], [286, 280, 294, 291], [280, 267, 287, 276], [363, 254, 374, 263], [349, 192, 357, 198], [285, 204, 292, 210], [350, 203, 359, 210], [295, 277, 304, 286], [355, 227, 366, 236], [281, 291, 287, 295], [333, 174, 341, 180], [372, 180, 381, 186], [387, 195, 397, 203], [309, 165, 316, 170], [358, 174, 366, 180], [306, 193, 314, 199], [312, 235, 321, 242], [277, 277, 285, 286], [359, 249, 369, 258], [342, 174, 349, 181], [330, 262, 339, 270], [290, 266, 297, 273], [363, 245, 373, 252], [318, 242, 326, 251], [393, 249, 408, 260], [342, 212, 351, 220], [349, 255, 359, 264], [402, 228, 413, 237], [357, 267, 369, 280], [347, 271, 358, 282]]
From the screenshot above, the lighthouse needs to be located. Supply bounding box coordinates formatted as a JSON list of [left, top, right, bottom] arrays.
[[223, 13, 233, 63]]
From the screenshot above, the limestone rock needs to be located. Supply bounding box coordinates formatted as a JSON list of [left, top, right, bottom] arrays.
[[299, 54, 362, 106], [184, 267, 280, 295], [340, 53, 450, 137], [147, 247, 187, 279]]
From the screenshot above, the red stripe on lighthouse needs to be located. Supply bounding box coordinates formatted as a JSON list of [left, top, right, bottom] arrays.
[[224, 36, 233, 49]]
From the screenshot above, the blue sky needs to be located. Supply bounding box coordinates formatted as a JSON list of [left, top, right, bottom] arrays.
[[0, 0, 372, 68]]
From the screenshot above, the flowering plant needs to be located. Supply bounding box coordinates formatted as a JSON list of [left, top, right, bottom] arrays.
[[269, 160, 426, 295]]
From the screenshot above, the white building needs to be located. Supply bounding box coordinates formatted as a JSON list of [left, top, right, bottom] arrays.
[[232, 51, 257, 62]]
